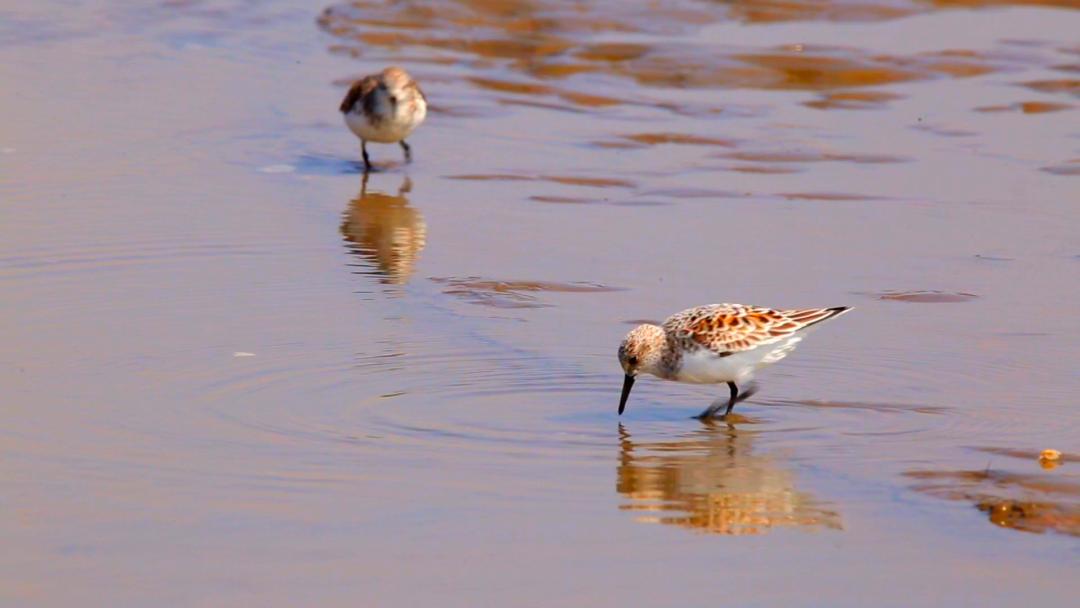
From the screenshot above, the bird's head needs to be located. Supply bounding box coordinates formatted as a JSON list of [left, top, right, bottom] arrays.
[[617, 324, 665, 415], [379, 66, 419, 114]]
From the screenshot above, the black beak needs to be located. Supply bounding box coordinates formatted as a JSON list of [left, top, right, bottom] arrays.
[[618, 374, 635, 415]]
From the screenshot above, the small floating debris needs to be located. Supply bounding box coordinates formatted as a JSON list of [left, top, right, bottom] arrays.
[[1040, 449, 1063, 470], [1040, 449, 1062, 462], [232, 352, 256, 358]]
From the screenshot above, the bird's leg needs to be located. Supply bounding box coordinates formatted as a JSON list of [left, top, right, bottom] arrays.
[[399, 139, 412, 163], [721, 381, 739, 419], [696, 382, 739, 420], [361, 140, 371, 171]]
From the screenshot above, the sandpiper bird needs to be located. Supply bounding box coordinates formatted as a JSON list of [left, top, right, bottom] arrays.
[[618, 303, 851, 420], [340, 66, 427, 170]]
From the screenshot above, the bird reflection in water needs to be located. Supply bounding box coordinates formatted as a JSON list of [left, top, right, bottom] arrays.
[[617, 422, 841, 535], [341, 173, 426, 285]]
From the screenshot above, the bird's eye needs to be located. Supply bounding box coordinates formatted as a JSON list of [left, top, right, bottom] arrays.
[[628, 356, 638, 366], [388, 95, 398, 104]]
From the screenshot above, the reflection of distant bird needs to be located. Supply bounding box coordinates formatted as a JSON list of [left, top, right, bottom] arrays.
[[616, 423, 841, 536], [340, 174, 426, 285]]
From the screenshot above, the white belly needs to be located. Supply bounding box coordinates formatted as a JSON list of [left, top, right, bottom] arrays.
[[344, 105, 425, 143], [674, 335, 804, 384]]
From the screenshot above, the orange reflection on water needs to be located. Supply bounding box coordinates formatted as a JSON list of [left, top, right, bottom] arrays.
[[341, 174, 427, 285], [905, 466, 1080, 537], [320, 1, 1026, 97], [616, 424, 841, 535], [974, 101, 1073, 113], [803, 89, 904, 110]]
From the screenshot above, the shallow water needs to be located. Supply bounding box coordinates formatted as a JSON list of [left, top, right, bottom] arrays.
[[1, 0, 1078, 605]]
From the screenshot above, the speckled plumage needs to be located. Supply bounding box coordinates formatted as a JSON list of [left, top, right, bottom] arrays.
[[666, 304, 847, 361], [617, 303, 851, 419]]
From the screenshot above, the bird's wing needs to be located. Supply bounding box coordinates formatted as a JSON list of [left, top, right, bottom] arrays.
[[340, 76, 380, 113], [662, 303, 850, 355]]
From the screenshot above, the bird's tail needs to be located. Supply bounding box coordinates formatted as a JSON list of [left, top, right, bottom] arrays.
[[784, 306, 852, 331]]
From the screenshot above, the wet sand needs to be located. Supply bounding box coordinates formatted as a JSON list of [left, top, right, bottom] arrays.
[[1, 1, 1078, 605]]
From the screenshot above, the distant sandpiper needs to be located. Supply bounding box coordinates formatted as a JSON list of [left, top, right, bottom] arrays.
[[618, 303, 851, 420], [340, 66, 427, 170]]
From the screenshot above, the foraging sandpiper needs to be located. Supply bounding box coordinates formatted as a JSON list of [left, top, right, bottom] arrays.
[[618, 303, 851, 419]]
